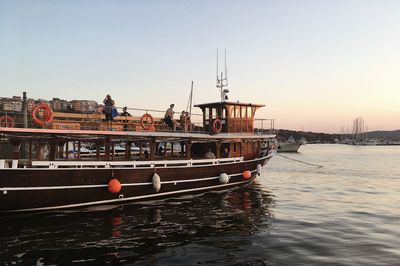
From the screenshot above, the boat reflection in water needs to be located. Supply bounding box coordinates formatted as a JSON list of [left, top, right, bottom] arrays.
[[0, 182, 274, 265]]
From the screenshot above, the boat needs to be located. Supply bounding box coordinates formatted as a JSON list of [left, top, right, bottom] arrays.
[[0, 77, 276, 212], [277, 136, 303, 152], [340, 116, 376, 145]]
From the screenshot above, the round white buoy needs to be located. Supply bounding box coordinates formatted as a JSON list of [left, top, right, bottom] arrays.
[[152, 173, 161, 192], [219, 173, 229, 184], [257, 164, 262, 175]]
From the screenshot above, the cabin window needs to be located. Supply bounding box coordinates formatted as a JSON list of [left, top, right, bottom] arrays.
[[221, 108, 226, 123], [227, 106, 234, 118], [247, 107, 253, 118], [205, 108, 209, 119], [215, 108, 224, 119], [235, 106, 240, 118], [241, 106, 247, 118], [211, 108, 216, 119]]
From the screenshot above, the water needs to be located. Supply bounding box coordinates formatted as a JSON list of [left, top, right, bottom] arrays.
[[1, 144, 399, 265]]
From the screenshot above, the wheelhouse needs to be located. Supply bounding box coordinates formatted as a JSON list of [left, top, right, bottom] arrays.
[[194, 101, 265, 134]]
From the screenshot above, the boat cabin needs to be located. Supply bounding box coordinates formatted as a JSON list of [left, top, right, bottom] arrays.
[[195, 101, 265, 134]]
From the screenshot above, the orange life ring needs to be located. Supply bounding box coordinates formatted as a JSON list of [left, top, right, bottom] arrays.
[[32, 103, 54, 127], [140, 113, 154, 130], [211, 118, 222, 134], [0, 115, 15, 128]]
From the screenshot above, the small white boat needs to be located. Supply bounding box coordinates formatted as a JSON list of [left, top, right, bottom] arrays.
[[277, 136, 303, 152]]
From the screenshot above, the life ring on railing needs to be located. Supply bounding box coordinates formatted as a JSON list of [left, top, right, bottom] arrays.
[[32, 103, 54, 127], [0, 115, 15, 128], [211, 118, 222, 134], [140, 113, 154, 130]]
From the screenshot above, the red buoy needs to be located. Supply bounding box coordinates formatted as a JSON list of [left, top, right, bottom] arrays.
[[243, 170, 252, 179], [108, 178, 121, 193]]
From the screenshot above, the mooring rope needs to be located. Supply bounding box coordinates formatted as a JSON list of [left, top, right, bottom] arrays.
[[277, 153, 323, 168]]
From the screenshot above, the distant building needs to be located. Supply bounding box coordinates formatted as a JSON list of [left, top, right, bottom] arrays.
[[49, 98, 68, 112], [0, 96, 23, 112], [70, 100, 82, 112], [71, 100, 98, 113], [0, 94, 99, 114], [84, 100, 98, 113], [2, 101, 22, 112]]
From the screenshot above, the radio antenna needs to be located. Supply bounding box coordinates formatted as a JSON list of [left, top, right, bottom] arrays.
[[216, 48, 229, 102], [225, 49, 228, 84], [216, 49, 219, 87]]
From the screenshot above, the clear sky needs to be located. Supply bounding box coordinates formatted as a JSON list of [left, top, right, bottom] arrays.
[[1, 0, 399, 133]]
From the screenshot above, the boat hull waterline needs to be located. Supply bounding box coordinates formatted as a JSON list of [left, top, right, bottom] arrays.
[[0, 155, 272, 212]]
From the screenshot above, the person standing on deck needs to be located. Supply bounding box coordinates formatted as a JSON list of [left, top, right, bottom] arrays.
[[180, 110, 188, 132], [185, 111, 193, 131], [164, 104, 175, 130], [103, 94, 115, 130], [120, 106, 131, 131]]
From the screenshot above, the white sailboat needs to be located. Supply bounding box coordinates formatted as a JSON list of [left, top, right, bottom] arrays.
[[349, 116, 376, 145]]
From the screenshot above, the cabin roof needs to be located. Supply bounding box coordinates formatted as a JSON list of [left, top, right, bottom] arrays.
[[194, 101, 265, 108]]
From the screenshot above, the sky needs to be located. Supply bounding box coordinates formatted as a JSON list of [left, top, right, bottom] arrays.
[[1, 0, 399, 133]]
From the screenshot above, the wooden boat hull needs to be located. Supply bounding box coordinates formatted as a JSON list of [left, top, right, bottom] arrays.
[[0, 156, 272, 212]]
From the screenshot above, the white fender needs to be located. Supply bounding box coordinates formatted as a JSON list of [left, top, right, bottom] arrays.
[[219, 173, 229, 184], [152, 173, 161, 192], [257, 164, 262, 175]]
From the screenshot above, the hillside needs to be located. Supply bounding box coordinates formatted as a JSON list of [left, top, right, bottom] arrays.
[[275, 129, 340, 143], [257, 129, 400, 143], [256, 128, 340, 143], [366, 130, 400, 139]]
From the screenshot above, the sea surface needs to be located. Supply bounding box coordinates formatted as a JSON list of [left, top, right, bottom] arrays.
[[1, 144, 400, 265]]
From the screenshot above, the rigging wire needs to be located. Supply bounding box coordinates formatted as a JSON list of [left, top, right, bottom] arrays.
[[277, 153, 323, 168]]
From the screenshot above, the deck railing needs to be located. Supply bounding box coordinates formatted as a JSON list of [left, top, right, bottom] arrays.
[[0, 108, 275, 135], [0, 108, 205, 133], [30, 157, 244, 169]]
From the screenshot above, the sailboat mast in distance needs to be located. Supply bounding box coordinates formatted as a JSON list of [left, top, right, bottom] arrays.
[[186, 81, 194, 118]]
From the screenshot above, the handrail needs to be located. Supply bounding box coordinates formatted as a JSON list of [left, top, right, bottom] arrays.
[[0, 110, 275, 134], [31, 157, 245, 169], [0, 109, 204, 133]]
